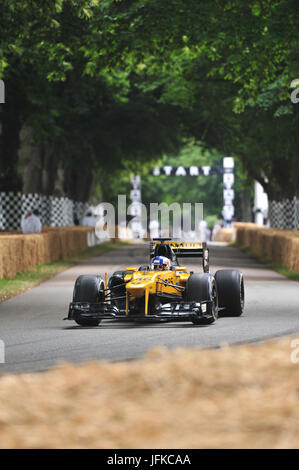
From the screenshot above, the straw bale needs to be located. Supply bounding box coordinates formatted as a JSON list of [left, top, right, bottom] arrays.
[[0, 337, 298, 448], [215, 228, 235, 243], [0, 227, 93, 279], [235, 224, 299, 272]]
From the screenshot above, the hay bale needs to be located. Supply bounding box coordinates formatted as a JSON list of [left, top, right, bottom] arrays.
[[235, 227, 246, 246], [0, 337, 299, 448], [235, 223, 299, 273], [22, 235, 40, 272], [215, 228, 236, 243], [0, 227, 93, 279], [1, 237, 21, 278], [259, 230, 274, 260], [254, 230, 265, 257], [289, 237, 299, 271]]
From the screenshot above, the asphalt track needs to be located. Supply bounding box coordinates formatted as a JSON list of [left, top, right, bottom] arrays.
[[0, 242, 298, 374]]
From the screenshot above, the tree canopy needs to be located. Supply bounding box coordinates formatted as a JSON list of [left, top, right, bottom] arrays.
[[0, 0, 298, 203]]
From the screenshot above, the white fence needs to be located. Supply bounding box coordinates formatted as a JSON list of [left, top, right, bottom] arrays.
[[269, 197, 299, 230], [0, 192, 89, 231]]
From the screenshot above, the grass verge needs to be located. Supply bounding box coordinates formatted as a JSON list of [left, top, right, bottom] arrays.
[[233, 243, 299, 281], [0, 241, 126, 302]]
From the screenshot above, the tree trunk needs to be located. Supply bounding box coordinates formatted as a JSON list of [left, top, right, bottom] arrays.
[[240, 188, 252, 222], [63, 165, 93, 201], [18, 125, 62, 196], [18, 125, 42, 193], [0, 105, 22, 192], [52, 162, 65, 197], [41, 147, 59, 195]]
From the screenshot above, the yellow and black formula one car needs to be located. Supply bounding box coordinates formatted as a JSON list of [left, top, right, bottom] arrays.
[[66, 238, 245, 327]]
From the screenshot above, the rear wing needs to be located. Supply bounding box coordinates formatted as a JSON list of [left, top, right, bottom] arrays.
[[150, 239, 209, 272]]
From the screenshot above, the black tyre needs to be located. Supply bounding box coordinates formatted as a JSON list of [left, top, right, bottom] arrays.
[[73, 275, 104, 326], [185, 273, 218, 325], [215, 269, 244, 317]]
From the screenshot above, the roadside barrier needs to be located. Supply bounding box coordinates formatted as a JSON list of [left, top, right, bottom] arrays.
[[269, 196, 299, 230], [0, 192, 89, 231], [0, 227, 94, 279], [234, 223, 299, 272], [214, 228, 236, 243], [0, 225, 135, 279]]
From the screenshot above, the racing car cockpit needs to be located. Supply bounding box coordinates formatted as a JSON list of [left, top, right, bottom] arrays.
[[138, 238, 178, 271]]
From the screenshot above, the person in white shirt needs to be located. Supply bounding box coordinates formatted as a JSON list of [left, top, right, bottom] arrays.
[[199, 219, 209, 242], [82, 211, 96, 227], [21, 210, 42, 234], [212, 222, 221, 241], [222, 206, 233, 228]]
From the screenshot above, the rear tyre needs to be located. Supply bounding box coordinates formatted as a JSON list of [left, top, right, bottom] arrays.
[[73, 275, 104, 326], [185, 273, 218, 325], [215, 269, 244, 317]]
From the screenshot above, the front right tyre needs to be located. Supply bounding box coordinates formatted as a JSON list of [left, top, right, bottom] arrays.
[[185, 273, 218, 325], [73, 274, 105, 326]]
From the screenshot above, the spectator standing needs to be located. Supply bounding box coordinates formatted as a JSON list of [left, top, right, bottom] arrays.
[[222, 206, 233, 228], [21, 209, 42, 234], [82, 211, 95, 227], [212, 221, 222, 241]]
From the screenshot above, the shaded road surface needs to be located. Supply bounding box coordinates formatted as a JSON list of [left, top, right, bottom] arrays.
[[0, 242, 298, 373]]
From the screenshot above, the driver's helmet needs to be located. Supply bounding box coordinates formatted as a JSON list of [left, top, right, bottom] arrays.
[[151, 256, 171, 271]]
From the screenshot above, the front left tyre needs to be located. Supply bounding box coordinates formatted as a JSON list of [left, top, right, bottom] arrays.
[[73, 274, 105, 326]]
